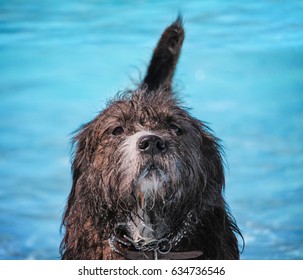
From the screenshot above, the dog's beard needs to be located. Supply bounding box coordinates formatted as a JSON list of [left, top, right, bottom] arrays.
[[135, 163, 171, 205], [114, 131, 189, 245], [126, 164, 170, 245]]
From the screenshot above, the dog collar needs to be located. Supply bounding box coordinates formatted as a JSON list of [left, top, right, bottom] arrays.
[[108, 233, 203, 260], [126, 249, 203, 260], [108, 211, 203, 260]]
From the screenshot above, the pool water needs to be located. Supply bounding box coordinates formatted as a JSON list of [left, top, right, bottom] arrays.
[[0, 0, 303, 259]]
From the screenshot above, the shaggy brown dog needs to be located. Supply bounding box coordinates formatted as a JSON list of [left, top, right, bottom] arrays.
[[60, 16, 242, 260]]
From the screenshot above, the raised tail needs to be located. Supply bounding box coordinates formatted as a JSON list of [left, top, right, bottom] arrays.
[[142, 15, 184, 91]]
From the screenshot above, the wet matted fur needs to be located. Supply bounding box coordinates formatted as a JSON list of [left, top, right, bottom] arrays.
[[60, 17, 243, 260]]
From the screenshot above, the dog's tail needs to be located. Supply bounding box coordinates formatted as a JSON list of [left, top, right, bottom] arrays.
[[142, 15, 184, 91]]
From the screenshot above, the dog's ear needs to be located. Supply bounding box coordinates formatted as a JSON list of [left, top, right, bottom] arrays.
[[61, 125, 105, 259], [142, 15, 184, 92]]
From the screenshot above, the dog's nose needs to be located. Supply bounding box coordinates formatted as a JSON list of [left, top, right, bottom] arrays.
[[138, 135, 166, 155]]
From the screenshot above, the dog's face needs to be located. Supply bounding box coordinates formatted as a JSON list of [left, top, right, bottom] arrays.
[[74, 88, 224, 243], [92, 89, 202, 197]]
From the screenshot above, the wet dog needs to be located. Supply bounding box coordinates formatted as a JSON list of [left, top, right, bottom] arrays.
[[60, 16, 242, 260]]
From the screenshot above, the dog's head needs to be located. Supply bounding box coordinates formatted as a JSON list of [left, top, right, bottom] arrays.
[[70, 17, 224, 242]]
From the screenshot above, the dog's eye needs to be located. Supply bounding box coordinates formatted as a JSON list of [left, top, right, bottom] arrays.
[[169, 124, 182, 136], [112, 126, 124, 136]]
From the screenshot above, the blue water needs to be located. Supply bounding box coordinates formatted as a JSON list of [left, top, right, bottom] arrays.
[[0, 0, 303, 260]]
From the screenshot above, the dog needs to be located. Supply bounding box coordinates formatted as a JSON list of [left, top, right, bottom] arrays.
[[60, 16, 242, 260]]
